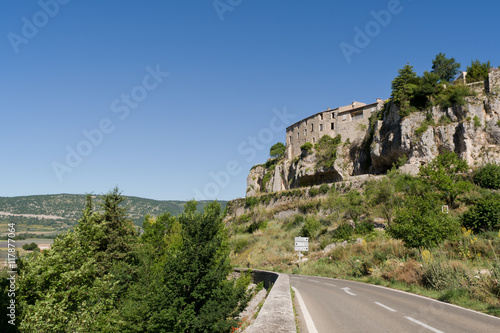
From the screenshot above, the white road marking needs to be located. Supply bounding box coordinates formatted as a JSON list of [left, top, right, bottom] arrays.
[[341, 287, 356, 296], [374, 302, 397, 312], [292, 287, 319, 333], [405, 317, 444, 333], [324, 283, 337, 287], [310, 280, 320, 283]]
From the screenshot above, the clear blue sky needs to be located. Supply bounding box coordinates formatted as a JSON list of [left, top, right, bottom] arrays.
[[1, 0, 498, 201]]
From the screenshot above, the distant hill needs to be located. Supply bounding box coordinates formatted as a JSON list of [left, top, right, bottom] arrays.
[[0, 194, 227, 233]]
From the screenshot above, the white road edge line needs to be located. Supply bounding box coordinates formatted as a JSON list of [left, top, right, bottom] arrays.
[[405, 316, 444, 333], [292, 286, 319, 333], [342, 279, 500, 321], [374, 302, 397, 312], [324, 283, 336, 287]]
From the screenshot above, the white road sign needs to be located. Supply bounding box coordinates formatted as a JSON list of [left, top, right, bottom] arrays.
[[295, 237, 309, 252]]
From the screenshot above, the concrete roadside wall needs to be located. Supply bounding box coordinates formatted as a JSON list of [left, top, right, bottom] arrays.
[[235, 269, 296, 333]]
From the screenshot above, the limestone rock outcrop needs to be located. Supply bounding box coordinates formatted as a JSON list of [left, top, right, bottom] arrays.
[[247, 70, 500, 197]]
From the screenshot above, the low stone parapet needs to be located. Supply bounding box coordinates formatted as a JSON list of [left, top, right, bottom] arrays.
[[235, 268, 296, 333]]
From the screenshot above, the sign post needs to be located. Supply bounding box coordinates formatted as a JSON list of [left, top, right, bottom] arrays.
[[295, 237, 309, 267]]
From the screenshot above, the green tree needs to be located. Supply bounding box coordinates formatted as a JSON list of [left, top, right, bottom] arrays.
[[388, 193, 460, 248], [461, 194, 500, 233], [364, 177, 399, 224], [391, 63, 419, 115], [344, 190, 364, 222], [21, 242, 39, 251], [473, 163, 500, 189], [431, 52, 461, 82], [419, 151, 471, 207], [120, 201, 251, 332], [269, 142, 286, 158], [17, 189, 137, 332], [466, 59, 491, 83], [412, 71, 443, 110]]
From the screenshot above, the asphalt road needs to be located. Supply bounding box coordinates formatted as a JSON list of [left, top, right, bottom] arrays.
[[289, 274, 500, 333]]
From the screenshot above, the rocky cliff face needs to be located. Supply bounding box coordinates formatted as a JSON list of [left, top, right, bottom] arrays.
[[247, 77, 500, 197]]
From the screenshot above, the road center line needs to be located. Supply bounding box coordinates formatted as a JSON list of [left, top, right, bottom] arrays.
[[310, 280, 320, 283], [374, 302, 397, 312], [324, 283, 337, 287], [405, 316, 444, 333], [292, 287, 319, 333]]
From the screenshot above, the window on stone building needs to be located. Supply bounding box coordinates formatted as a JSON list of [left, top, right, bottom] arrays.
[[320, 124, 323, 131], [320, 114, 324, 120], [289, 136, 292, 143], [331, 123, 334, 130], [352, 111, 363, 121], [331, 112, 335, 119], [311, 124, 314, 132], [297, 131, 299, 139], [304, 129, 307, 136]]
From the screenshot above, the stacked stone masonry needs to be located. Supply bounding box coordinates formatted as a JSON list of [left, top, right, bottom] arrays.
[[286, 99, 384, 159]]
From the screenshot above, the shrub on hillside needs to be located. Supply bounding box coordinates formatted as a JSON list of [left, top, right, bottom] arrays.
[[332, 223, 353, 241], [473, 163, 500, 189], [300, 142, 313, 154], [355, 221, 374, 235], [315, 134, 342, 169], [461, 195, 500, 233], [318, 184, 329, 194], [285, 214, 305, 231], [300, 217, 321, 239], [388, 193, 460, 248]]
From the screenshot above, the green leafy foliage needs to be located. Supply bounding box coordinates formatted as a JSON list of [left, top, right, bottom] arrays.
[[21, 242, 40, 251], [314, 134, 342, 169], [391, 63, 419, 116], [419, 151, 471, 207], [13, 189, 249, 332], [473, 116, 481, 129], [355, 221, 374, 235], [300, 142, 313, 154], [344, 190, 363, 222], [466, 59, 491, 83], [473, 163, 500, 189], [388, 193, 460, 248], [364, 177, 399, 224], [332, 223, 354, 241], [390, 55, 473, 115], [269, 142, 286, 158], [436, 84, 473, 109], [300, 217, 322, 239], [431, 52, 461, 82], [461, 194, 500, 232]]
